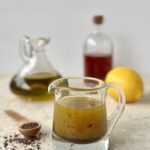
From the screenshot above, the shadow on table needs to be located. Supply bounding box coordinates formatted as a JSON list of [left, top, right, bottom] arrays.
[[137, 93, 150, 105], [108, 145, 114, 150], [108, 141, 116, 150], [108, 138, 126, 150]]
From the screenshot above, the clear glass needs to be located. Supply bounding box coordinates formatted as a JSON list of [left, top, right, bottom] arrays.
[[48, 77, 125, 150], [84, 24, 113, 80], [10, 36, 61, 101]]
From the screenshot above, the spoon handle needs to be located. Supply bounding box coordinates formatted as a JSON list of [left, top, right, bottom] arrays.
[[4, 109, 28, 122]]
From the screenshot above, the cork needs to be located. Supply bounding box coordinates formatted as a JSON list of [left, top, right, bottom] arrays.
[[93, 15, 104, 24]]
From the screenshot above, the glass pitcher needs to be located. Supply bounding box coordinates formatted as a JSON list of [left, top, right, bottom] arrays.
[[48, 77, 125, 150], [10, 36, 61, 101]]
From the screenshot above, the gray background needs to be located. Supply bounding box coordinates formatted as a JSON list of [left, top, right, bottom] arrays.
[[0, 0, 149, 75]]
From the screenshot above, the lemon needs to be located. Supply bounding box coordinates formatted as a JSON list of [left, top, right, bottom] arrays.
[[105, 67, 144, 103]]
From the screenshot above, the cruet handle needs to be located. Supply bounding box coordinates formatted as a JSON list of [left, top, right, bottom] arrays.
[[19, 36, 33, 62], [105, 82, 126, 136]]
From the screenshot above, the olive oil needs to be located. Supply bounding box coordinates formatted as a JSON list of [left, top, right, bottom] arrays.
[[10, 72, 61, 101]]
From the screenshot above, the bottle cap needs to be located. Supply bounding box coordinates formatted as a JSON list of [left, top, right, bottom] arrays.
[[93, 15, 104, 24]]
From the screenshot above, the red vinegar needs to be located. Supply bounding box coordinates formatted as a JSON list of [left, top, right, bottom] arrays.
[[84, 53, 112, 80]]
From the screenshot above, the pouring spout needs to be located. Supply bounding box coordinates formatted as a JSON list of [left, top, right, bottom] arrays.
[[48, 78, 69, 94], [48, 83, 56, 94]]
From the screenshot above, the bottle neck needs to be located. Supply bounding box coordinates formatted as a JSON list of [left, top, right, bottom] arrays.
[[31, 50, 54, 70], [93, 24, 103, 34], [33, 50, 47, 61]]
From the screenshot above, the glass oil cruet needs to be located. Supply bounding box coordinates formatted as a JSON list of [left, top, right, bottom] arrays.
[[10, 36, 61, 101]]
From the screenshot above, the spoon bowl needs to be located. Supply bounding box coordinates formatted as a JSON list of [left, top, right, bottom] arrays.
[[19, 121, 41, 137]]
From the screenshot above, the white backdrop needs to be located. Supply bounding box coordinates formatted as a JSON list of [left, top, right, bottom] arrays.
[[0, 0, 149, 76]]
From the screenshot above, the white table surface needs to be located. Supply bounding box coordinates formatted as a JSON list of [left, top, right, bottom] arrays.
[[0, 76, 150, 150]]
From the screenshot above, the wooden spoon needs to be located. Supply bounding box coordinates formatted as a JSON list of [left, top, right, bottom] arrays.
[[4, 109, 41, 137]]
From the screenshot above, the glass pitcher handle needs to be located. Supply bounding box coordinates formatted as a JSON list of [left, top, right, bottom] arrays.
[[19, 36, 33, 62], [106, 82, 126, 136]]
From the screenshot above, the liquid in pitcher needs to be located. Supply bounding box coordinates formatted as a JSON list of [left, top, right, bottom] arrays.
[[53, 96, 107, 143]]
